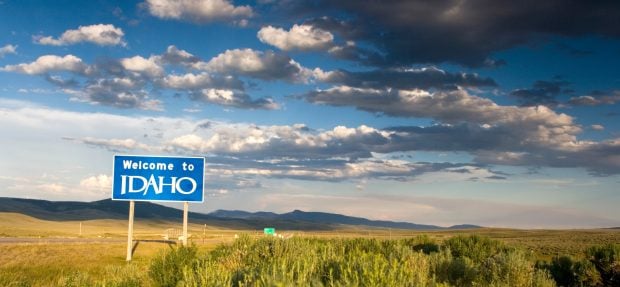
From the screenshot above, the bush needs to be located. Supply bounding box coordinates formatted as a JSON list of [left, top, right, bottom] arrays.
[[405, 235, 440, 254], [545, 255, 601, 287], [587, 243, 620, 286], [433, 235, 556, 287], [444, 235, 509, 264], [149, 245, 198, 287]]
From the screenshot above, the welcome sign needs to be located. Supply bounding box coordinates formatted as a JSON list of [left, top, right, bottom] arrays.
[[112, 155, 205, 202]]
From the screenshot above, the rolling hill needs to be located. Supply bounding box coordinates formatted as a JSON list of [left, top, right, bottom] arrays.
[[0, 197, 480, 230]]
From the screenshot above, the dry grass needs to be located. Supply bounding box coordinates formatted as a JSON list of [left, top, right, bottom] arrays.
[[0, 212, 251, 239], [0, 241, 220, 286], [1, 243, 152, 283], [0, 212, 242, 285]]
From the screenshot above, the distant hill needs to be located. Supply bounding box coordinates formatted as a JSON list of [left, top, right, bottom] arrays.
[[211, 209, 457, 230], [0, 197, 481, 230], [0, 197, 204, 221]]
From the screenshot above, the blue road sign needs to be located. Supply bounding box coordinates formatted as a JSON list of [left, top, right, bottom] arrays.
[[112, 155, 205, 202]]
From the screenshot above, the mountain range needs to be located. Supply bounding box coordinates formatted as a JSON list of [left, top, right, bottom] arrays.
[[0, 197, 480, 230]]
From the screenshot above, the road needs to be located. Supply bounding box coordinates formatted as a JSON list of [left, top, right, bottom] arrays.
[[0, 237, 232, 244]]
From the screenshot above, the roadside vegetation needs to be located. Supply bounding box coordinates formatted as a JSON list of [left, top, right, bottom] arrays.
[[2, 234, 618, 286]]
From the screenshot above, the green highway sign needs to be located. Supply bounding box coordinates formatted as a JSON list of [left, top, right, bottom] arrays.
[[264, 227, 275, 235]]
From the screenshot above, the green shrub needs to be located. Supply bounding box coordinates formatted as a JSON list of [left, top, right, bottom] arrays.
[[573, 260, 602, 287], [433, 235, 555, 287], [444, 235, 509, 263], [545, 255, 601, 287], [444, 257, 478, 286], [406, 235, 440, 254], [548, 256, 575, 286], [532, 269, 558, 287], [587, 243, 620, 286], [149, 245, 198, 287]]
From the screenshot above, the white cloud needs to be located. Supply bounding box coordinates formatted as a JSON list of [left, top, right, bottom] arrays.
[[1, 55, 89, 75], [120, 55, 164, 78], [158, 45, 200, 66], [79, 174, 112, 194], [35, 24, 126, 46], [68, 81, 164, 111], [258, 24, 334, 51], [77, 137, 156, 152], [203, 159, 479, 182], [194, 88, 279, 110], [202, 48, 321, 82], [568, 91, 620, 106], [1, 46, 280, 110], [203, 48, 266, 73], [36, 183, 65, 193], [183, 108, 201, 113], [162, 72, 215, 89], [168, 124, 389, 156], [304, 87, 581, 150], [0, 44, 17, 58], [144, 0, 253, 23], [591, 124, 605, 131]]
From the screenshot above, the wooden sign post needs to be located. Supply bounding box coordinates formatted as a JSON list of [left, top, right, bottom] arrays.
[[126, 200, 135, 261], [182, 201, 189, 246]]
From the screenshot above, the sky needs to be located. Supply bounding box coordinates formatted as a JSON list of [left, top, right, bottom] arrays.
[[1, 0, 619, 228]]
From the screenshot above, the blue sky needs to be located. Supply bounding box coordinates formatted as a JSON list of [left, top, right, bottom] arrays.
[[1, 0, 619, 228]]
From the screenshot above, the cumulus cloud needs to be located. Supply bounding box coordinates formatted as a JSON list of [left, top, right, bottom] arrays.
[[161, 72, 244, 90], [291, 1, 620, 66], [384, 124, 620, 176], [158, 45, 201, 66], [144, 0, 253, 23], [1, 55, 90, 75], [34, 24, 126, 46], [568, 91, 620, 106], [205, 157, 502, 182], [190, 89, 279, 110], [302, 87, 576, 129], [120, 55, 164, 78], [69, 80, 164, 111], [509, 80, 570, 107], [79, 174, 112, 194], [298, 86, 617, 172], [168, 124, 390, 159], [258, 24, 334, 51], [320, 67, 497, 90], [473, 138, 620, 176], [163, 118, 620, 175], [201, 48, 318, 82], [508, 84, 620, 107], [2, 46, 281, 110], [0, 44, 17, 58]]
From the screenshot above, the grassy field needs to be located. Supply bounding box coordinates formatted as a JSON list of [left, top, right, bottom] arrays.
[[1, 212, 619, 286], [0, 212, 248, 239]]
